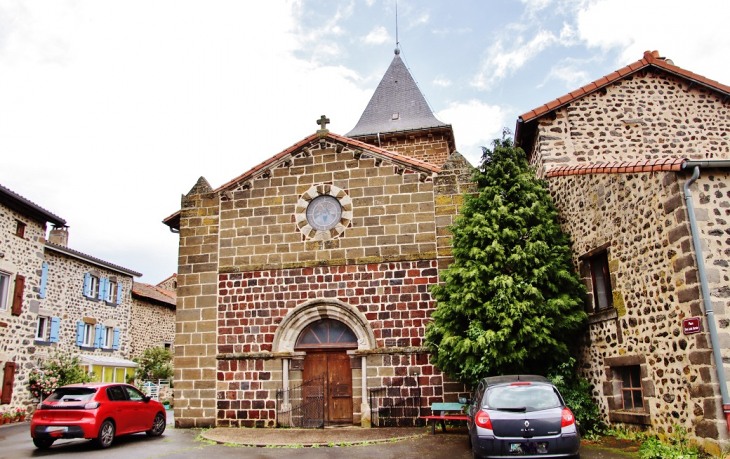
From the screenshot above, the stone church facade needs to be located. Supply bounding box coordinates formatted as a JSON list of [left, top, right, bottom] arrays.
[[515, 50, 730, 453], [164, 52, 474, 428]]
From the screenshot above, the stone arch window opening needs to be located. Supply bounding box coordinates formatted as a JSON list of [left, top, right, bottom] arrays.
[[295, 319, 358, 350]]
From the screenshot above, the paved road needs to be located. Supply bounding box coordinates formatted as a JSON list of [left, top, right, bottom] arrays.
[[0, 422, 636, 459]]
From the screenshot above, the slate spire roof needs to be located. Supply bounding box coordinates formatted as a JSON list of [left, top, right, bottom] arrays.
[[346, 49, 449, 137]]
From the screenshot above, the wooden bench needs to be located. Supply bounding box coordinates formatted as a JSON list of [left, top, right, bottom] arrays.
[[420, 402, 468, 434]]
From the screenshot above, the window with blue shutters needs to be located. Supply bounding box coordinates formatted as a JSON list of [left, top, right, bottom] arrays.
[[39, 263, 49, 299], [76, 322, 94, 347], [83, 273, 100, 300]]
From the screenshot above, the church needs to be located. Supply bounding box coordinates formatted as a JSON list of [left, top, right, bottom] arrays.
[[163, 49, 474, 428]]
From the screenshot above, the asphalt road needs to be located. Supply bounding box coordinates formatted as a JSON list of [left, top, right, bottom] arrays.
[[0, 422, 637, 459]]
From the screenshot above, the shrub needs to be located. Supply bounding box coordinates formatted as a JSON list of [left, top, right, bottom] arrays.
[[548, 358, 604, 435], [28, 351, 93, 400]]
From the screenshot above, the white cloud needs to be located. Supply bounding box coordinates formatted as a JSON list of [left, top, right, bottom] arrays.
[[408, 12, 429, 29], [432, 77, 452, 87], [575, 0, 730, 83], [0, 0, 372, 283], [472, 30, 559, 90], [363, 25, 391, 45], [437, 100, 508, 165]]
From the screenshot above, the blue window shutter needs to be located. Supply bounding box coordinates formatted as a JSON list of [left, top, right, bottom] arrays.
[[112, 328, 120, 350], [75, 322, 84, 346], [94, 324, 102, 348], [49, 317, 60, 343], [98, 278, 107, 301], [83, 273, 91, 297], [116, 282, 122, 305], [40, 263, 49, 299]]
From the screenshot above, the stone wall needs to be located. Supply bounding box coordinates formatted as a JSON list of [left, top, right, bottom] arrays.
[[218, 141, 439, 273], [0, 205, 46, 409], [129, 298, 175, 358], [174, 177, 220, 428], [546, 169, 729, 450], [530, 69, 730, 174], [354, 129, 454, 168]]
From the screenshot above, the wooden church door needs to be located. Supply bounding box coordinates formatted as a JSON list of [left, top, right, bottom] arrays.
[[297, 319, 358, 425], [303, 351, 353, 424]]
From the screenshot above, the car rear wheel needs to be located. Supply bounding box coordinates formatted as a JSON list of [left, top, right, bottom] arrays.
[[146, 412, 166, 437], [33, 438, 55, 449], [94, 419, 115, 448]]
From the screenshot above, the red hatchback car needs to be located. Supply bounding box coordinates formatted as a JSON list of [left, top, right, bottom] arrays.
[[31, 382, 166, 449]]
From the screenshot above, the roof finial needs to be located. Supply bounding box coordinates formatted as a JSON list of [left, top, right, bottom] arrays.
[[394, 0, 400, 55]]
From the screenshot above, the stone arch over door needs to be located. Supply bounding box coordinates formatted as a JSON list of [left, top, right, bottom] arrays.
[[272, 298, 376, 353]]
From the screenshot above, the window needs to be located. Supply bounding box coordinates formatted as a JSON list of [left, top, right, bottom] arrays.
[[106, 280, 118, 303], [36, 316, 50, 341], [82, 323, 94, 347], [0, 272, 9, 311], [83, 274, 100, 299], [102, 327, 114, 349], [620, 366, 644, 411], [590, 251, 613, 310], [124, 385, 145, 402], [15, 221, 25, 238]]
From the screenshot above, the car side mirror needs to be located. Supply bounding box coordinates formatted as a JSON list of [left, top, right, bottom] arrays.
[[143, 396, 151, 403]]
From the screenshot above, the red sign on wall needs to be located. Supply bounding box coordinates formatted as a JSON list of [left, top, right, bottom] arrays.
[[683, 318, 701, 335]]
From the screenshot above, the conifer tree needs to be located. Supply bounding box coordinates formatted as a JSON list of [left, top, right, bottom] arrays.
[[425, 133, 587, 385]]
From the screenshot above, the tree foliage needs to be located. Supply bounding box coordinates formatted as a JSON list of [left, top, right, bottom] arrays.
[[425, 133, 587, 385], [134, 347, 173, 381]]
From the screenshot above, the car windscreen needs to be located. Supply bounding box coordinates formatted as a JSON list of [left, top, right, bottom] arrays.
[[46, 387, 97, 402], [484, 384, 561, 412]]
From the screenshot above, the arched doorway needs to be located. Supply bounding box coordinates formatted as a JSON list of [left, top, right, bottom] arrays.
[[296, 319, 357, 425]]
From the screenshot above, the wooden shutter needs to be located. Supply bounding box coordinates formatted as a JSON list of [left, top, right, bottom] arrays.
[[116, 282, 123, 305], [76, 322, 85, 346], [11, 275, 25, 316], [113, 328, 120, 350], [39, 263, 49, 299], [49, 317, 60, 343], [83, 273, 91, 297], [1, 362, 16, 404]]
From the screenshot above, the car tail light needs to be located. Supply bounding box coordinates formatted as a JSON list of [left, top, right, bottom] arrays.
[[561, 407, 575, 428], [475, 410, 493, 429], [84, 402, 100, 410]]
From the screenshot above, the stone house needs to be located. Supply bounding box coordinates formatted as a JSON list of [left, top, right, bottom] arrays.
[[130, 278, 176, 357], [514, 50, 730, 453], [0, 183, 175, 409], [0, 184, 66, 409], [163, 50, 475, 428]]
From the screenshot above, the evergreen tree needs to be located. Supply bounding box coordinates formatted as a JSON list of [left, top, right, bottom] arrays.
[[425, 133, 587, 385]]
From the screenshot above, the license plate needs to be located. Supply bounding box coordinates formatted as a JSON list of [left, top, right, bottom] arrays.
[[46, 426, 68, 433], [509, 442, 548, 454]]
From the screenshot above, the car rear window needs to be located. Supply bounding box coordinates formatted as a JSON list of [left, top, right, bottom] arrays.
[[485, 384, 561, 412], [46, 387, 97, 402]]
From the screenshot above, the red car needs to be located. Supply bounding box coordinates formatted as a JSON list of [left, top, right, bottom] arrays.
[[31, 382, 166, 449]]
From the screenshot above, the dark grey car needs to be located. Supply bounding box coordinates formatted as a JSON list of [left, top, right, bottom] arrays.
[[462, 375, 580, 459]]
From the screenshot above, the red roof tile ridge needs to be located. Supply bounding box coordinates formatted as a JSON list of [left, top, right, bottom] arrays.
[[544, 157, 689, 178]]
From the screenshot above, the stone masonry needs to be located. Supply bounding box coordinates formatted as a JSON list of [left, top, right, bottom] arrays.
[[171, 132, 473, 428]]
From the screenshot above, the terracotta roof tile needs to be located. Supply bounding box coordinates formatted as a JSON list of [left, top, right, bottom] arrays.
[[545, 157, 687, 178], [132, 282, 176, 308]]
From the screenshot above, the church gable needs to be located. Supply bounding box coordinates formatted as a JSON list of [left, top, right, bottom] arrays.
[[217, 133, 439, 273]]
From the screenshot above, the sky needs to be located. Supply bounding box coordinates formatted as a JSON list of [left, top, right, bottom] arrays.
[[1, 0, 730, 283]]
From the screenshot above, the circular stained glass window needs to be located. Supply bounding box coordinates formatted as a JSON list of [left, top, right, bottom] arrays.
[[306, 195, 342, 231]]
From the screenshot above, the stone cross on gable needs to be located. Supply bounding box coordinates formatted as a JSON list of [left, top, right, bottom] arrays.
[[317, 115, 330, 131]]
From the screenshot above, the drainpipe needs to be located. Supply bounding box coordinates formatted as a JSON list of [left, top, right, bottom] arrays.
[[377, 132, 382, 149], [682, 164, 730, 430]]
